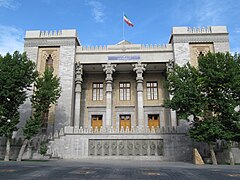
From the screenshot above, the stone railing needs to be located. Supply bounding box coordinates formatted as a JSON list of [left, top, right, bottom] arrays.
[[187, 27, 211, 33], [49, 126, 188, 140], [40, 30, 62, 37]]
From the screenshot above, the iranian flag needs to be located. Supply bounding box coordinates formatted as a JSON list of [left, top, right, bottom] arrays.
[[124, 14, 134, 27]]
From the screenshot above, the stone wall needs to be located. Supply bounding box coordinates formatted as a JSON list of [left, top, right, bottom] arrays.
[[54, 46, 76, 130], [46, 126, 192, 161]]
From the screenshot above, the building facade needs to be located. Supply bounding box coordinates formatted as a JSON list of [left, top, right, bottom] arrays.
[[21, 26, 230, 160]]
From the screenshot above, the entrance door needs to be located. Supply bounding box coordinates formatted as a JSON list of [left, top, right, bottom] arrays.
[[120, 115, 131, 130], [91, 115, 103, 130], [148, 114, 160, 129]]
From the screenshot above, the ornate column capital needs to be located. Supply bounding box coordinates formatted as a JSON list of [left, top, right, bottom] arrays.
[[166, 59, 174, 72], [75, 62, 83, 93], [102, 63, 116, 82], [133, 62, 147, 82]]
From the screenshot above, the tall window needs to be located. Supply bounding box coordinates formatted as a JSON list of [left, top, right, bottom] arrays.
[[147, 82, 158, 100], [119, 82, 130, 100], [92, 83, 103, 101]]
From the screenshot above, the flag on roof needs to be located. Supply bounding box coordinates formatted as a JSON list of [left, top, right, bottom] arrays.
[[124, 14, 134, 27]]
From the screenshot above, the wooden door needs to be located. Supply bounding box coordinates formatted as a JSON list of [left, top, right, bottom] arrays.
[[120, 115, 131, 130], [92, 115, 103, 130], [148, 115, 160, 129]]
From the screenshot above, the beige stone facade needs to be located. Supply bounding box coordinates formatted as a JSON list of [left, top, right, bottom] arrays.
[[20, 26, 230, 160], [189, 43, 214, 67]]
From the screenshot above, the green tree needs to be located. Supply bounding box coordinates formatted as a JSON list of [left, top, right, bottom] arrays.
[[0, 51, 37, 161], [17, 68, 61, 161], [165, 52, 240, 165]]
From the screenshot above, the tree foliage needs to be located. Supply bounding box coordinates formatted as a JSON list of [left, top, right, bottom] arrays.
[[23, 68, 61, 138], [32, 68, 61, 114], [0, 51, 37, 138], [165, 52, 240, 144], [18, 68, 61, 161]]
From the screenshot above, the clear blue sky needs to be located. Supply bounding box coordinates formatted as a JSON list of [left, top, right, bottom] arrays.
[[0, 0, 240, 55]]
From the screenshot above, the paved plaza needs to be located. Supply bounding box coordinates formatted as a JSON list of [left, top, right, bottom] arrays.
[[0, 159, 239, 179]]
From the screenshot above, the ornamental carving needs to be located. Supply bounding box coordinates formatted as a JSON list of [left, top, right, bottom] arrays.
[[166, 59, 174, 72], [88, 139, 163, 156], [75, 62, 83, 82], [133, 62, 147, 81], [127, 142, 133, 150], [172, 35, 229, 43], [24, 39, 77, 47], [189, 43, 214, 67], [102, 63, 116, 82]]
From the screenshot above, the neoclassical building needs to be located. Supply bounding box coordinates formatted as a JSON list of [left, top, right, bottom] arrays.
[[20, 26, 229, 160]]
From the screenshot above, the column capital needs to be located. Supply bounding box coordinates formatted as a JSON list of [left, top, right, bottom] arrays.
[[166, 59, 174, 72], [133, 61, 147, 73], [133, 62, 147, 82], [102, 62, 116, 74], [102, 63, 116, 82]]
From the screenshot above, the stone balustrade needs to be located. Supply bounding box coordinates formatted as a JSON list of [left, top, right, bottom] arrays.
[[49, 125, 188, 140]]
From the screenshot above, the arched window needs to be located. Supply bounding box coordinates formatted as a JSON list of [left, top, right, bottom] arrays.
[[45, 54, 54, 70]]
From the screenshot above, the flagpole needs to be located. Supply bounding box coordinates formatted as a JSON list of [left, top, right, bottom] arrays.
[[122, 12, 125, 40]]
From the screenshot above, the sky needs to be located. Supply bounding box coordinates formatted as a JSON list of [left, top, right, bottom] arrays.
[[0, 0, 240, 55]]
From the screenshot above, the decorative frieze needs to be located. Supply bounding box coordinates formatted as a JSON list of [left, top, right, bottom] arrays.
[[24, 39, 77, 47], [171, 34, 229, 43], [88, 139, 164, 156]]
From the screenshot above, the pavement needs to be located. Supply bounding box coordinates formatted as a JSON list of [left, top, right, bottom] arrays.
[[0, 159, 239, 179]]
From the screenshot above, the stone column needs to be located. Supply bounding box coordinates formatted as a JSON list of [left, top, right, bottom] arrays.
[[133, 62, 147, 128], [166, 59, 177, 128], [74, 62, 83, 128], [103, 63, 116, 128]]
